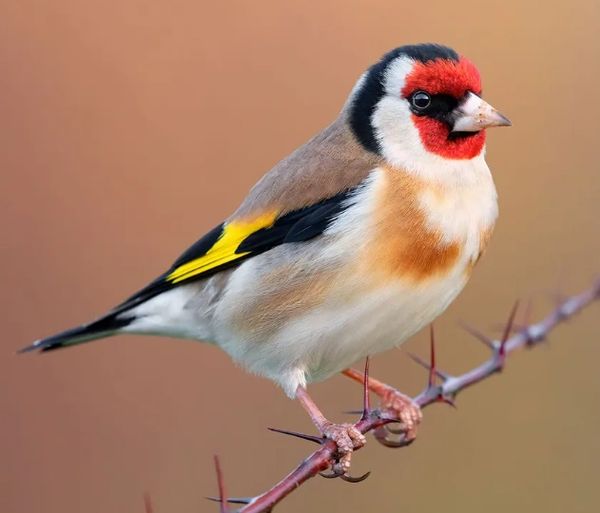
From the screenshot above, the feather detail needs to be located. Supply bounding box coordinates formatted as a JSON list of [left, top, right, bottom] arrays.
[[114, 188, 359, 312], [362, 167, 461, 282], [167, 212, 278, 284]]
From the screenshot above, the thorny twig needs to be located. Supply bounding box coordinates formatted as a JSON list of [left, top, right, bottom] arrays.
[[200, 279, 599, 513]]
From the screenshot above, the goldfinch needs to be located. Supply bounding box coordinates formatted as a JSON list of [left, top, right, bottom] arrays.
[[23, 43, 510, 474]]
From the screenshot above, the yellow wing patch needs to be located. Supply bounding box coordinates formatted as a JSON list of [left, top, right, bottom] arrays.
[[166, 212, 278, 284]]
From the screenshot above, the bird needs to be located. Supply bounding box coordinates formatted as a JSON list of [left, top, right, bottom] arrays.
[[22, 43, 510, 475]]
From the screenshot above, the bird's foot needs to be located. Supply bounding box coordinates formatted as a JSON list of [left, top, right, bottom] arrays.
[[341, 368, 422, 447], [319, 421, 366, 475], [294, 386, 368, 479], [378, 388, 422, 445]]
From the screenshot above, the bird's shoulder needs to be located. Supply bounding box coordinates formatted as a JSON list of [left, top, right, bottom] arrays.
[[233, 118, 381, 219]]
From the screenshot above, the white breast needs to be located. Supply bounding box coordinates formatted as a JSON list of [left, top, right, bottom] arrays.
[[419, 159, 498, 265]]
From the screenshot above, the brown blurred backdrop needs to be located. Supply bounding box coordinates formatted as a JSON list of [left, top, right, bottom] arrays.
[[1, 1, 599, 512]]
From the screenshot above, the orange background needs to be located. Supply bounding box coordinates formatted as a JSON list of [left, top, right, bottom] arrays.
[[1, 1, 599, 512]]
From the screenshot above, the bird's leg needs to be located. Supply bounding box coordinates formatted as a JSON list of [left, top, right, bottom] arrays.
[[341, 368, 422, 444], [295, 386, 366, 475]]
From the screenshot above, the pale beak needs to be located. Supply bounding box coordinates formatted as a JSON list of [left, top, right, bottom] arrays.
[[451, 91, 512, 132]]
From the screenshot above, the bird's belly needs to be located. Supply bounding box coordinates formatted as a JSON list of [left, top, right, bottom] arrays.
[[214, 253, 469, 396], [299, 271, 468, 383]]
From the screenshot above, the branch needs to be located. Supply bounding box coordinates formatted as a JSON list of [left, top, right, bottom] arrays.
[[207, 279, 600, 513]]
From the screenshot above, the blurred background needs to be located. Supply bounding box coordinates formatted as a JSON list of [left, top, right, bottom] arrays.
[[1, 1, 599, 512]]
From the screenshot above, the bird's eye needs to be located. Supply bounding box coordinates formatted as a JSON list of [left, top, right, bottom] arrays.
[[411, 91, 431, 110]]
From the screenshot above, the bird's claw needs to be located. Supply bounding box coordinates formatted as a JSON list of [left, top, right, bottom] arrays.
[[320, 422, 366, 475], [319, 468, 371, 483], [378, 389, 422, 445], [373, 425, 414, 448]]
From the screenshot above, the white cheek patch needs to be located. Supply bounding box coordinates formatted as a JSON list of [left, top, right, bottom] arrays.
[[371, 95, 426, 167], [382, 56, 414, 96]]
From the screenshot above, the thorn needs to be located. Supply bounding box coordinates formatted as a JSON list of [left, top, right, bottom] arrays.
[[267, 427, 323, 445], [500, 300, 520, 357], [407, 328, 451, 384], [490, 302, 532, 335], [143, 493, 153, 513], [459, 321, 495, 350], [521, 298, 533, 326], [407, 352, 429, 370], [429, 325, 436, 389], [439, 395, 457, 408], [206, 497, 253, 505], [490, 321, 529, 335], [213, 455, 228, 513], [361, 357, 371, 420], [407, 353, 450, 382]]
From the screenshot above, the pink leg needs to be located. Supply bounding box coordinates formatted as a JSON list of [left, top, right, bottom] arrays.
[[341, 368, 422, 443], [295, 386, 366, 474]]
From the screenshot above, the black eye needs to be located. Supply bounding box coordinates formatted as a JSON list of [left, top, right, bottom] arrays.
[[411, 91, 431, 110]]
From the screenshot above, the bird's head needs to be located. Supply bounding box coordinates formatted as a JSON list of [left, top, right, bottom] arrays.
[[348, 44, 510, 174]]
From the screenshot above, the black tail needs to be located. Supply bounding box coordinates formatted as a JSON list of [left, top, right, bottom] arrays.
[[19, 313, 133, 353]]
